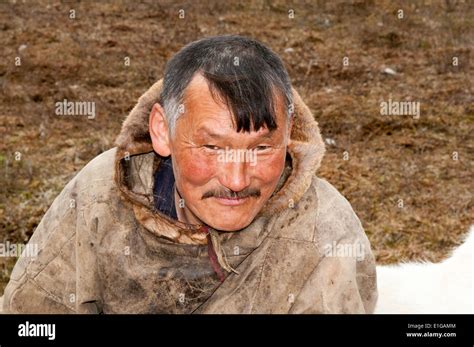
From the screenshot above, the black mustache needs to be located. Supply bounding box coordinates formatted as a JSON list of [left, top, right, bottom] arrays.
[[202, 188, 261, 200]]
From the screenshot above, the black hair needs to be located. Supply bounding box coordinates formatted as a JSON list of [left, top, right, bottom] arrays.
[[160, 35, 292, 133]]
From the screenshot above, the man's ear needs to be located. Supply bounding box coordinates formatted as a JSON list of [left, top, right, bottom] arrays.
[[149, 103, 171, 157]]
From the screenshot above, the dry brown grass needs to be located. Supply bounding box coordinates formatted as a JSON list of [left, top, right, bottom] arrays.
[[0, 0, 473, 293]]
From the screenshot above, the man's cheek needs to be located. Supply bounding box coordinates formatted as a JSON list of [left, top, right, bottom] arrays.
[[253, 152, 286, 183], [179, 154, 216, 185]]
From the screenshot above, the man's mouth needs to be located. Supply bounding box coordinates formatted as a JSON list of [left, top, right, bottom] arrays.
[[213, 196, 249, 206]]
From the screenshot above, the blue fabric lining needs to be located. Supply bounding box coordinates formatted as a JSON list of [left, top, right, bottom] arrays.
[[152, 156, 178, 220]]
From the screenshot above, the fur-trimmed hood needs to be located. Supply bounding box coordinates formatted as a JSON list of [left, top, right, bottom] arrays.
[[114, 79, 326, 244]]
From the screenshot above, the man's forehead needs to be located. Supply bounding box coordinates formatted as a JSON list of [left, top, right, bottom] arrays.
[[180, 73, 288, 134], [183, 73, 215, 102], [182, 75, 229, 118]]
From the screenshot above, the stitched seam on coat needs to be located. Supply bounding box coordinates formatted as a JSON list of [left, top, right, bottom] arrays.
[[10, 278, 74, 313], [248, 240, 274, 313], [31, 231, 76, 281], [289, 255, 325, 313], [30, 279, 74, 311], [267, 235, 317, 244]]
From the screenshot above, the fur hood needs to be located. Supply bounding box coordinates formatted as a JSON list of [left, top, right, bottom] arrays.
[[113, 79, 326, 244]]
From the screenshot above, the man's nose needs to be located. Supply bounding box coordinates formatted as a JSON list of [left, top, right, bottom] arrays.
[[218, 160, 251, 193]]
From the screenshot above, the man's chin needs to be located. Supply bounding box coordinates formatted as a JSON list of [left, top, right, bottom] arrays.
[[194, 198, 265, 231], [207, 221, 251, 232], [201, 213, 256, 232]]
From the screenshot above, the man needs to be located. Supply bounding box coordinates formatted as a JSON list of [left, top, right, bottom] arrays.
[[3, 35, 377, 313]]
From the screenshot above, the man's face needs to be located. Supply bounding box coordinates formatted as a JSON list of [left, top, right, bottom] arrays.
[[150, 74, 292, 231]]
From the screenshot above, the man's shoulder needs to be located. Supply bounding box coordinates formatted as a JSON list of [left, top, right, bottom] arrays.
[[310, 176, 366, 242], [2, 148, 120, 313], [66, 148, 118, 199], [74, 147, 117, 184], [311, 176, 357, 216], [272, 176, 366, 244]]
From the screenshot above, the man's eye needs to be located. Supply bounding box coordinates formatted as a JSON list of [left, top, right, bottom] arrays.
[[203, 145, 220, 150], [255, 145, 272, 151]]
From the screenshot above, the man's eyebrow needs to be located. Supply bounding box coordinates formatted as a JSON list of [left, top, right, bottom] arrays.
[[196, 126, 277, 139], [196, 126, 225, 139]]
